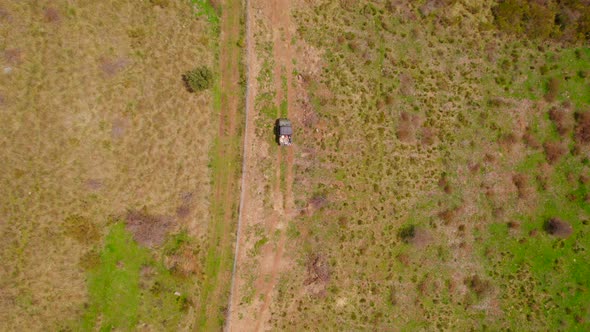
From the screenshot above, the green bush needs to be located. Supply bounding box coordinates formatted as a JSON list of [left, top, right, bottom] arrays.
[[397, 224, 415, 243], [183, 66, 213, 92]]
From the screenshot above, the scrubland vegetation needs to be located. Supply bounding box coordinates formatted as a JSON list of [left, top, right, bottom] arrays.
[[268, 0, 590, 329]]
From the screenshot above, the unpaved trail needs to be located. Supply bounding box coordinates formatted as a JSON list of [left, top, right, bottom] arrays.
[[197, 0, 243, 330], [253, 1, 296, 329], [226, 0, 296, 331]]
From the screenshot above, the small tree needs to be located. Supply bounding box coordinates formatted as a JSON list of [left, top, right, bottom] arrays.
[[183, 66, 213, 92]]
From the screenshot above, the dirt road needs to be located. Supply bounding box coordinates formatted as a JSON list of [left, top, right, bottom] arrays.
[[226, 0, 296, 331]]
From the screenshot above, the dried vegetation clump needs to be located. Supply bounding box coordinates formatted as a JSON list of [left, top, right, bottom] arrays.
[[574, 111, 590, 144], [512, 173, 531, 199], [396, 111, 422, 143], [165, 247, 200, 277], [522, 127, 541, 149], [305, 253, 330, 288], [543, 141, 567, 164], [63, 214, 100, 244], [126, 210, 173, 247], [464, 274, 492, 299], [548, 107, 574, 137], [544, 218, 573, 238], [544, 77, 560, 102]]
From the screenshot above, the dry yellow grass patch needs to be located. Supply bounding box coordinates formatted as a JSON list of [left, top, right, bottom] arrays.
[[0, 0, 215, 329]]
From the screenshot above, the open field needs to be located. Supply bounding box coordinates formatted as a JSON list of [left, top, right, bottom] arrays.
[[234, 0, 590, 330], [0, 0, 229, 330], [2, 0, 589, 331]]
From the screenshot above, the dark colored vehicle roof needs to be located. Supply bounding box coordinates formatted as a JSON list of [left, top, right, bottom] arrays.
[[279, 125, 293, 135], [277, 118, 292, 135]]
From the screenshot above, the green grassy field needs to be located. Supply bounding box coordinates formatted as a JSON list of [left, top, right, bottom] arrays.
[[268, 0, 590, 330]]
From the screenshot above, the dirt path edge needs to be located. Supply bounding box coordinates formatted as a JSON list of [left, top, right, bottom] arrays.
[[224, 0, 252, 330]]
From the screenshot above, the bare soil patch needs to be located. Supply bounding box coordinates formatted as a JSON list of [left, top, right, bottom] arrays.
[[396, 111, 422, 143], [44, 7, 61, 23], [85, 178, 103, 191], [411, 227, 432, 248], [99, 57, 130, 76], [111, 117, 129, 139], [4, 48, 23, 65]]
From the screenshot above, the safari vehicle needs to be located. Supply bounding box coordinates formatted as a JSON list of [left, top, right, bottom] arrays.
[[275, 118, 293, 146]]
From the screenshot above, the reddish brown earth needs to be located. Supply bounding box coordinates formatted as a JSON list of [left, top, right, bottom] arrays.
[[227, 0, 297, 330]]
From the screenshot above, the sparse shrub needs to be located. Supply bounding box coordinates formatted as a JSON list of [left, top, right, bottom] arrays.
[[183, 66, 213, 92], [544, 77, 560, 102]]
